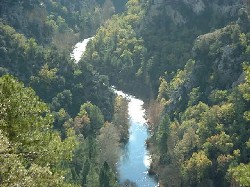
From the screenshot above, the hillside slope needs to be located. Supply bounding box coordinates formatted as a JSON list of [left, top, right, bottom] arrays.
[[82, 0, 250, 186]]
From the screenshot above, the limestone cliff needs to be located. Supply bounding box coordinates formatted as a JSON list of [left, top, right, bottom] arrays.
[[148, 0, 242, 26]]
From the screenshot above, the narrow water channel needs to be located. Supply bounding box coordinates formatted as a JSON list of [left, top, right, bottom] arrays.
[[72, 40, 158, 187], [71, 37, 93, 63], [114, 90, 158, 187]]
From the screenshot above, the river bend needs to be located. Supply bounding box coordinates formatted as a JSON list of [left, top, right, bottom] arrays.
[[72, 39, 158, 187]]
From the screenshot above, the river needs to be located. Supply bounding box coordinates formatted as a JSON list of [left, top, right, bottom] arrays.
[[114, 90, 158, 187], [72, 39, 158, 187], [71, 37, 93, 63]]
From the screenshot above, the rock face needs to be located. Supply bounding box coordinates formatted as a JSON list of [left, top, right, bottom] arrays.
[[183, 0, 241, 15], [148, 0, 241, 26], [0, 0, 125, 45], [0, 1, 50, 44]]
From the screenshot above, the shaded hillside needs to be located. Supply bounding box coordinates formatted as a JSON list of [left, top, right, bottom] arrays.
[[0, 1, 129, 186], [83, 0, 243, 98], [0, 0, 249, 186], [80, 0, 250, 186], [141, 0, 242, 92], [0, 0, 127, 47], [150, 11, 250, 186]]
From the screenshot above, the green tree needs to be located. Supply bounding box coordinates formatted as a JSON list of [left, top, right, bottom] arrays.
[[155, 115, 170, 164], [182, 151, 212, 186], [86, 165, 100, 187], [0, 75, 77, 186], [99, 162, 119, 187], [75, 102, 104, 136], [239, 63, 250, 121], [229, 163, 250, 187]]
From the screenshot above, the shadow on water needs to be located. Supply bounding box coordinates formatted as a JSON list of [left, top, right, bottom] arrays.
[[116, 90, 158, 187]]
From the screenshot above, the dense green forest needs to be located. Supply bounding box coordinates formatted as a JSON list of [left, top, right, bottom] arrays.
[[0, 0, 250, 187], [0, 0, 129, 186], [83, 0, 250, 186]]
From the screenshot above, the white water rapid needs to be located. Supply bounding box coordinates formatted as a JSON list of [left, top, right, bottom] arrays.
[[71, 37, 93, 63]]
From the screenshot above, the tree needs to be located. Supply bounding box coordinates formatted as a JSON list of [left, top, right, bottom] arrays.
[[147, 99, 164, 131], [182, 151, 212, 186], [112, 95, 129, 142], [229, 163, 250, 187], [155, 114, 170, 164], [74, 102, 104, 136], [0, 75, 77, 186], [86, 165, 100, 187], [157, 77, 169, 104], [99, 162, 119, 187], [239, 63, 250, 121], [97, 122, 120, 169]]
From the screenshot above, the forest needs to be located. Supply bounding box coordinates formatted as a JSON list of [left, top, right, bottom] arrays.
[[0, 0, 249, 187]]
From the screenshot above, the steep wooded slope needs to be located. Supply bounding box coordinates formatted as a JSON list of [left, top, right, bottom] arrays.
[[82, 0, 250, 186]]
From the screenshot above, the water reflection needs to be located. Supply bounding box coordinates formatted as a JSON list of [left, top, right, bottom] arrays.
[[115, 89, 158, 187]]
